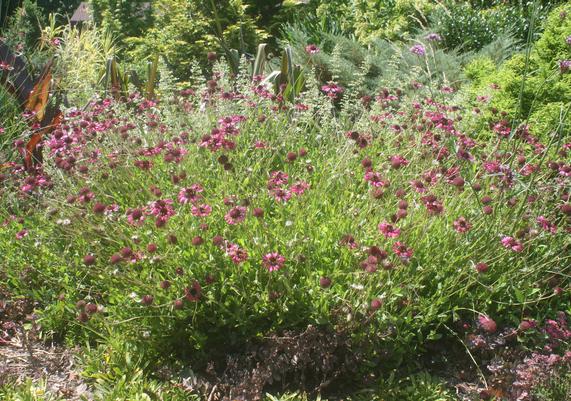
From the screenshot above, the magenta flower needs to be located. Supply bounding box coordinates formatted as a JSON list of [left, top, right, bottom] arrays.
[[178, 184, 204, 204], [537, 216, 557, 234], [15, 229, 28, 240], [254, 140, 267, 149], [0, 61, 13, 71], [148, 199, 175, 220], [425, 33, 442, 42], [478, 315, 497, 333], [409, 44, 426, 56], [321, 82, 344, 100], [272, 188, 292, 203], [389, 155, 409, 169], [364, 171, 387, 187], [225, 243, 249, 264], [392, 241, 413, 260], [559, 60, 571, 74], [291, 181, 310, 195], [268, 171, 289, 188], [453, 217, 472, 233], [501, 236, 523, 252], [184, 281, 202, 302], [191, 204, 212, 217], [421, 195, 444, 215], [340, 234, 358, 249], [224, 206, 247, 225], [305, 44, 320, 55], [126, 208, 146, 226], [410, 179, 427, 193], [78, 187, 94, 203], [475, 262, 488, 273], [378, 222, 401, 238], [262, 252, 286, 272]]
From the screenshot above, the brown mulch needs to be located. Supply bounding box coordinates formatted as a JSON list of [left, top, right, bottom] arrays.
[[0, 333, 92, 400], [0, 287, 92, 400]]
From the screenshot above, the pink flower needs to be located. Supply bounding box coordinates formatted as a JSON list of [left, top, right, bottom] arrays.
[[364, 171, 387, 187], [389, 155, 409, 169], [148, 199, 175, 220], [321, 82, 344, 100], [492, 120, 511, 138], [305, 44, 320, 55], [475, 262, 488, 273], [224, 206, 247, 225], [262, 252, 286, 272], [536, 216, 557, 234], [453, 217, 472, 233], [268, 171, 289, 188], [409, 44, 426, 56], [291, 181, 310, 195], [0, 61, 13, 71], [272, 188, 292, 203], [178, 184, 204, 204], [478, 315, 497, 333], [126, 208, 146, 226], [340, 234, 358, 249], [410, 179, 427, 193], [184, 281, 202, 302], [191, 204, 212, 217], [392, 241, 413, 260], [501, 236, 523, 252], [225, 243, 248, 264], [15, 229, 28, 240], [425, 33, 442, 42], [378, 222, 400, 238], [421, 195, 444, 215]]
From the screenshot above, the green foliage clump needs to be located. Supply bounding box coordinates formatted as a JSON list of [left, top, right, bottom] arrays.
[[535, 369, 571, 401], [352, 0, 433, 43], [429, 3, 512, 52], [464, 3, 571, 138], [122, 0, 269, 82], [3, 0, 46, 50], [90, 0, 153, 40], [310, 0, 432, 43]]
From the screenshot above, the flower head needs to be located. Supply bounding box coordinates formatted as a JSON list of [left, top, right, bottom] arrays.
[[378, 222, 401, 238], [262, 252, 286, 272], [392, 241, 413, 260], [425, 33, 442, 42], [225, 243, 249, 264], [191, 204, 212, 217], [126, 208, 146, 226], [453, 217, 472, 233], [15, 229, 28, 240], [184, 281, 202, 302], [224, 206, 247, 225], [321, 82, 344, 100], [501, 236, 523, 252], [364, 171, 387, 187], [305, 44, 320, 55], [409, 44, 426, 56], [478, 315, 497, 333], [178, 184, 203, 204]]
